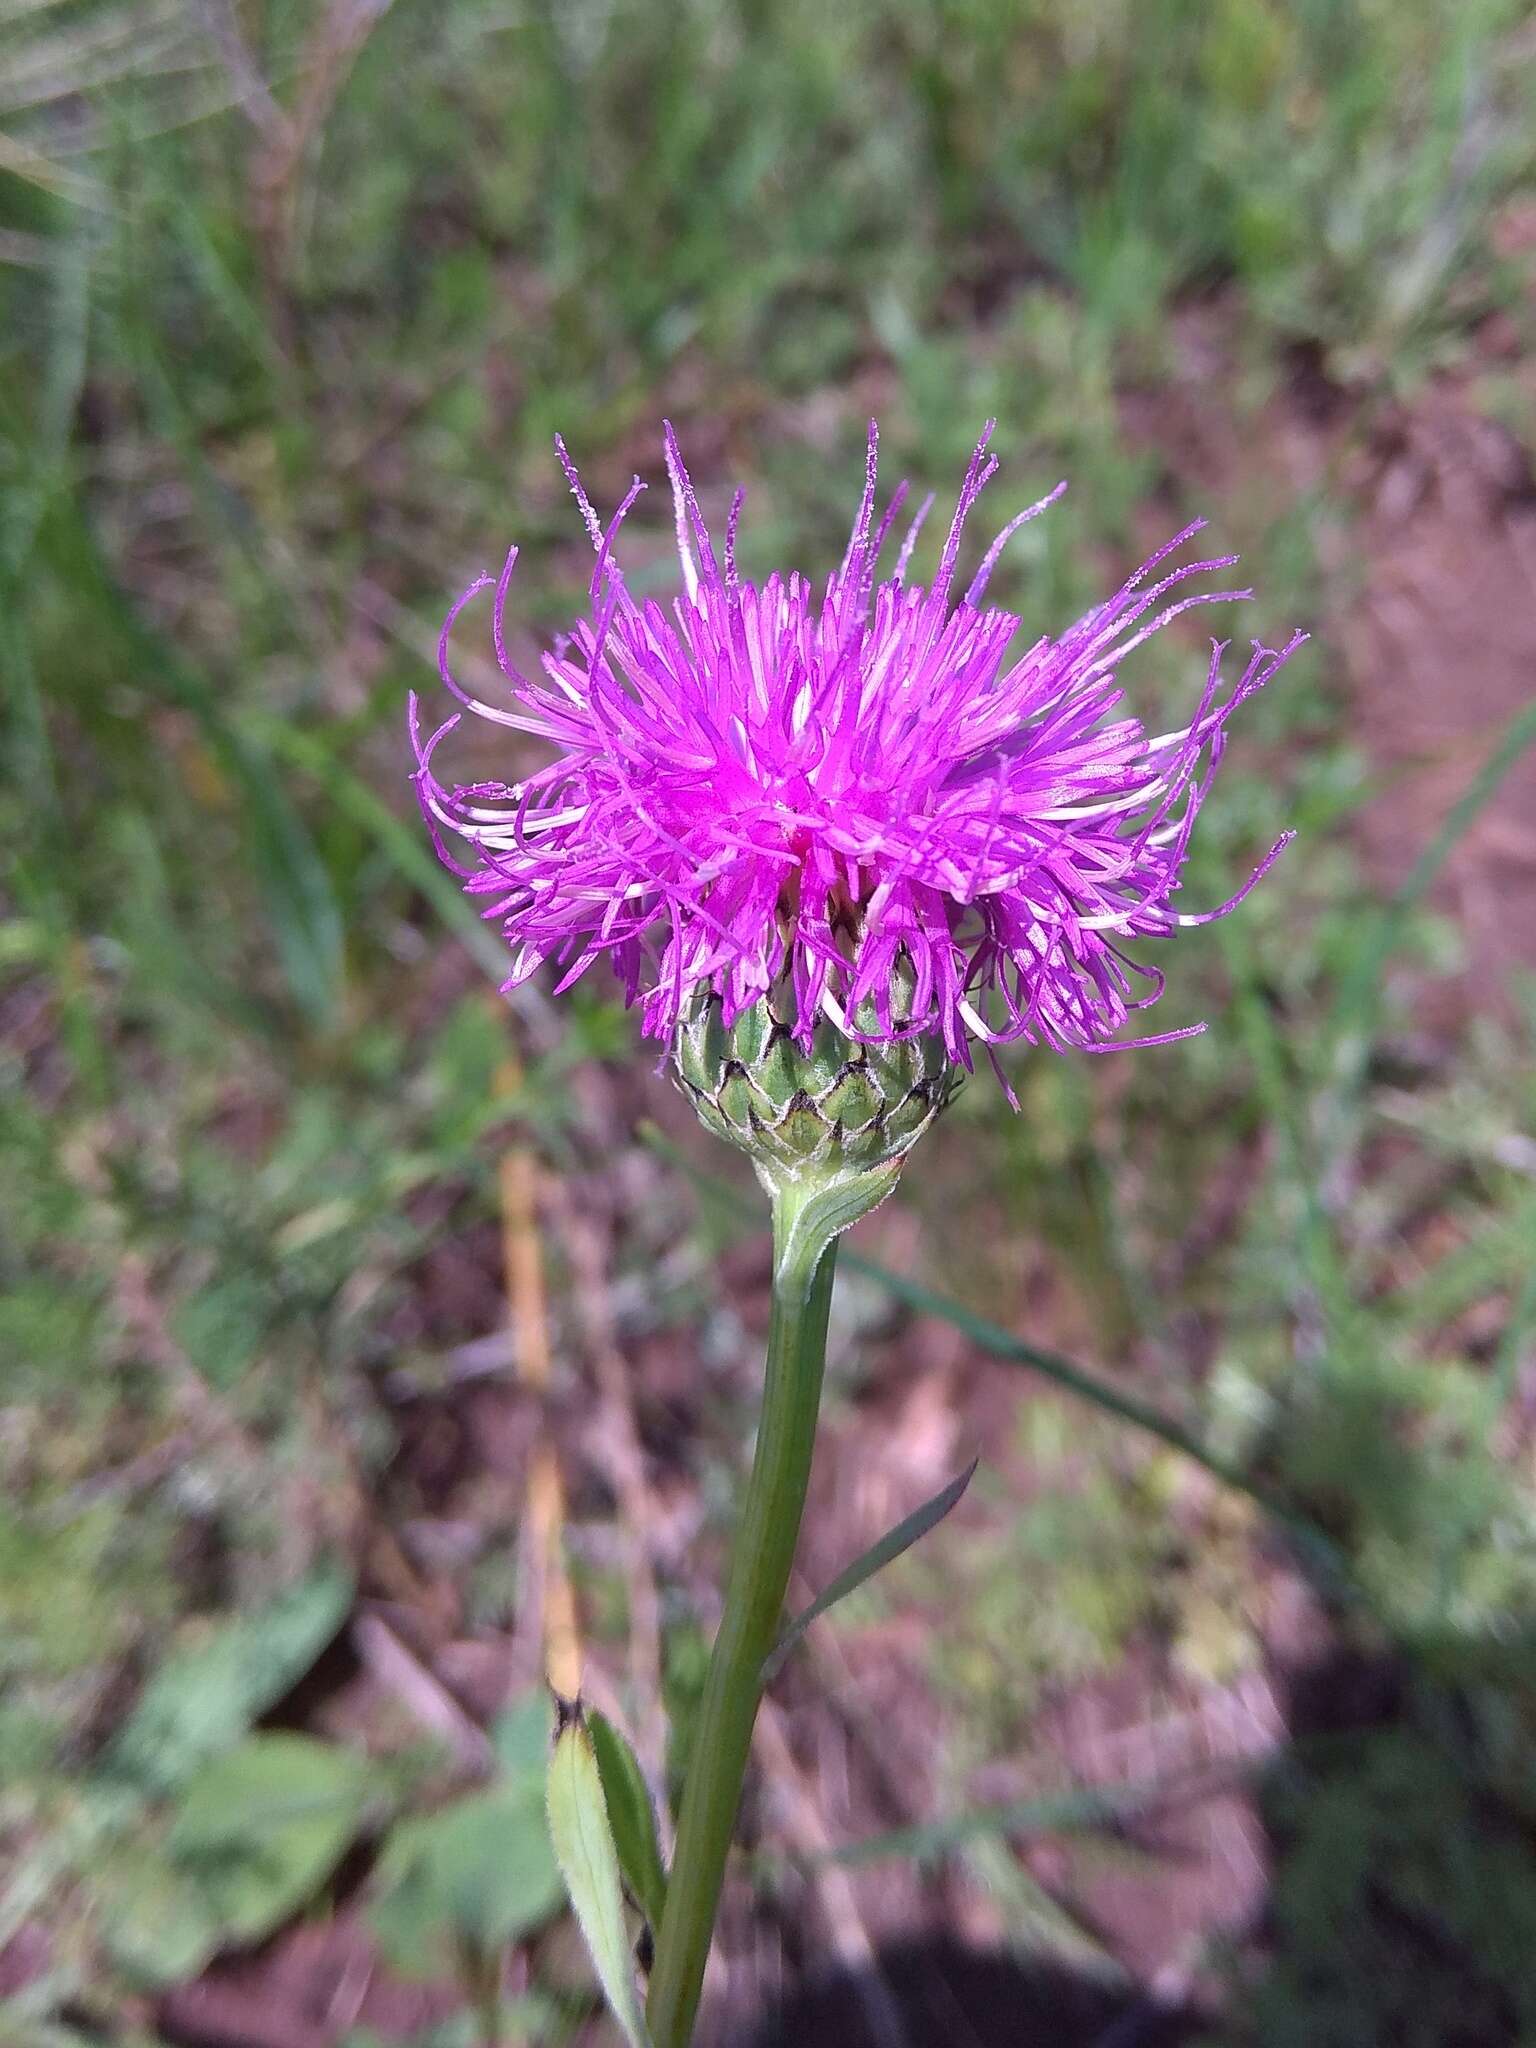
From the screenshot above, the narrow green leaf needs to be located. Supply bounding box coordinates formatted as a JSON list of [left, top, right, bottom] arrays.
[[589, 1710, 669, 1935], [546, 1705, 654, 2048], [764, 1457, 979, 1683]]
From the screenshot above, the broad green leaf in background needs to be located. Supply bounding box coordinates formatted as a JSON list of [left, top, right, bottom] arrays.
[[370, 1696, 561, 1980], [546, 1705, 653, 2048], [334, 1999, 562, 2048], [763, 1456, 979, 1683], [369, 1789, 564, 1978], [100, 1564, 354, 1795], [492, 1691, 554, 1778], [589, 1710, 669, 1935], [98, 1850, 224, 1988], [165, 1732, 373, 1945]]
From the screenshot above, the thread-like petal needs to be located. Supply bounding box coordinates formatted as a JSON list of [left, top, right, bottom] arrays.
[[413, 428, 1304, 1068]]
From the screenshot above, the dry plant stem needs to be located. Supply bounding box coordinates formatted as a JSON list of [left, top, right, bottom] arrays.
[[499, 1049, 582, 1699], [547, 1185, 668, 1779], [646, 1188, 838, 2048]]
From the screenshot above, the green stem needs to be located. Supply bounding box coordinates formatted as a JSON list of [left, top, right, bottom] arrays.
[[646, 1181, 838, 2048]]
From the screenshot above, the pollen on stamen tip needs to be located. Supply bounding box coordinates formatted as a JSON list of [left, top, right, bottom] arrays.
[[411, 420, 1305, 1085]]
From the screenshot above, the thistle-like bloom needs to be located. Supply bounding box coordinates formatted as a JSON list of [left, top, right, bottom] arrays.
[[412, 423, 1303, 1081]]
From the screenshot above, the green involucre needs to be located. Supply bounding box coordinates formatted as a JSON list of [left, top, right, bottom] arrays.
[[672, 986, 958, 1187]]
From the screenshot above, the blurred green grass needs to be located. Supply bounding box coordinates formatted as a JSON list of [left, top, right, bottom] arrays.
[[3, 0, 1536, 2039]]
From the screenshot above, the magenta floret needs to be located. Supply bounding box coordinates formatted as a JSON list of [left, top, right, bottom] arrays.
[[411, 423, 1304, 1076]]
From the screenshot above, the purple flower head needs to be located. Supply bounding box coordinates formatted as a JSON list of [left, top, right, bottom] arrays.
[[411, 423, 1304, 1085]]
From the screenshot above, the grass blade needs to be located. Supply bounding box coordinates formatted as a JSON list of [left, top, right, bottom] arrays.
[[1330, 698, 1536, 1062], [840, 1253, 1352, 1593], [38, 501, 346, 1025], [257, 719, 511, 982], [817, 1774, 1180, 1870], [1494, 1257, 1536, 1418]]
